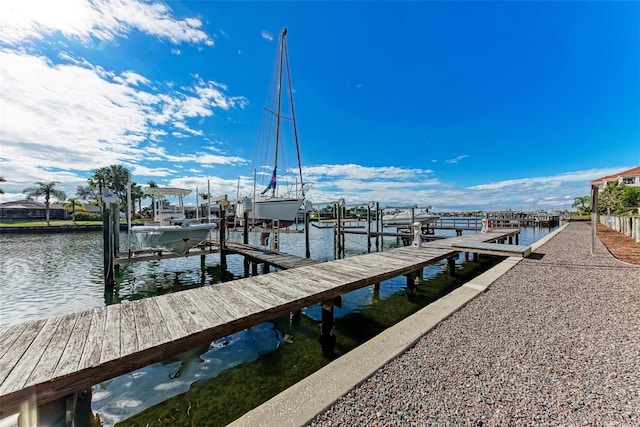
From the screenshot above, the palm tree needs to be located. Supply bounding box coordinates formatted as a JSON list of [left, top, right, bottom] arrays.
[[88, 165, 131, 210], [65, 198, 82, 224], [0, 176, 5, 194], [23, 181, 67, 225], [76, 185, 96, 201], [130, 182, 144, 220], [572, 195, 591, 215]]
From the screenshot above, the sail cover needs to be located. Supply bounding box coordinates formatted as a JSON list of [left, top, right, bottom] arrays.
[[261, 168, 277, 195]]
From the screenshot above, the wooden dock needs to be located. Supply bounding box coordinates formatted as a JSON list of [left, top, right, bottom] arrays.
[[225, 242, 318, 270], [451, 242, 532, 258], [0, 229, 524, 419]]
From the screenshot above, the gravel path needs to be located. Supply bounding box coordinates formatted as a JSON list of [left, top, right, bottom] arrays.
[[309, 222, 640, 426]]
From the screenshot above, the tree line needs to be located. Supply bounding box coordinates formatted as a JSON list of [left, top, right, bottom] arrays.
[[10, 165, 156, 225], [573, 182, 640, 216]]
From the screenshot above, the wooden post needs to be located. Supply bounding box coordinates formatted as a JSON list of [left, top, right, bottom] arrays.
[[102, 204, 114, 288], [243, 259, 250, 278], [243, 211, 249, 244], [591, 184, 598, 256], [447, 256, 456, 277], [112, 204, 120, 256], [305, 210, 311, 259], [320, 299, 337, 355], [366, 204, 372, 253], [376, 202, 382, 252], [273, 219, 280, 252], [406, 272, 416, 295], [340, 206, 347, 258], [73, 389, 93, 426], [219, 204, 227, 280], [515, 232, 519, 245], [252, 261, 258, 276], [335, 203, 342, 259]]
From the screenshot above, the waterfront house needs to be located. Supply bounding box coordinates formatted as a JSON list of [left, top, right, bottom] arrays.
[[0, 200, 68, 222], [591, 166, 640, 190]]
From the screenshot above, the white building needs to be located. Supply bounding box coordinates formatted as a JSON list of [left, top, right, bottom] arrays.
[[591, 166, 640, 190]]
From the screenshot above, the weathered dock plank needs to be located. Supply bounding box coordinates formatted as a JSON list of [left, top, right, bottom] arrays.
[[0, 317, 62, 393], [451, 242, 532, 257], [141, 298, 173, 349], [0, 320, 46, 387], [24, 313, 78, 387], [78, 308, 108, 371], [100, 304, 121, 364], [226, 242, 318, 269], [0, 323, 29, 361], [54, 310, 93, 377]]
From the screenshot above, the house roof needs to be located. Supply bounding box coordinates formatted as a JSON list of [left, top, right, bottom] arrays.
[[0, 201, 70, 210], [591, 166, 640, 185], [0, 201, 46, 209]]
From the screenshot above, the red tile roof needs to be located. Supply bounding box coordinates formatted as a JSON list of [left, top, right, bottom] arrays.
[[591, 166, 640, 184]]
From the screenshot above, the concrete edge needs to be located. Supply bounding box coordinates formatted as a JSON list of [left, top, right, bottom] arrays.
[[227, 225, 568, 427]]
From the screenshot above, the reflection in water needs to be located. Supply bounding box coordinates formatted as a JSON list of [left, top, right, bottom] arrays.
[[91, 323, 283, 425]]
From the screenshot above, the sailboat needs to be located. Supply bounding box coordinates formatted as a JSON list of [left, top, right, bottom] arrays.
[[132, 186, 216, 253], [236, 28, 308, 228]]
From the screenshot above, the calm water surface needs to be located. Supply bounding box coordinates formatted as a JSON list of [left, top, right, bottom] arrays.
[[0, 223, 555, 425]]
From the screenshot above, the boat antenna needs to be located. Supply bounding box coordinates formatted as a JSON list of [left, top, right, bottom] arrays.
[[272, 27, 287, 197]]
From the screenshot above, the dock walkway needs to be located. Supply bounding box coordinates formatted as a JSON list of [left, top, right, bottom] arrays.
[[233, 222, 640, 426], [0, 229, 518, 418]]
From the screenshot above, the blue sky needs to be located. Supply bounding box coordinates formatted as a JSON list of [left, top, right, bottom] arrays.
[[0, 0, 638, 211]]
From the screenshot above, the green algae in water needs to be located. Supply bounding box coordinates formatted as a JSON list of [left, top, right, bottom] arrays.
[[114, 256, 502, 427]]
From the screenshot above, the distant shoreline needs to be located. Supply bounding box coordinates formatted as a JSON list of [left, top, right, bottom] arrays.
[[0, 224, 128, 234]]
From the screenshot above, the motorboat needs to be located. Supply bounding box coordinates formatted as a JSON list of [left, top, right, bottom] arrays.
[[382, 208, 439, 227], [132, 187, 216, 253]]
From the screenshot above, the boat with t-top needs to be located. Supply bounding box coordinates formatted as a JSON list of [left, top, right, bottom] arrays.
[[132, 186, 216, 253]]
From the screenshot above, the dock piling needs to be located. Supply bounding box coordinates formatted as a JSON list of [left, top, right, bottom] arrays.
[[320, 297, 341, 355], [447, 256, 457, 276]]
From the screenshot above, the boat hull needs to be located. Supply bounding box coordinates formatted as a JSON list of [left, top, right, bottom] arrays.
[[132, 223, 216, 253], [248, 197, 303, 226], [382, 213, 440, 227]]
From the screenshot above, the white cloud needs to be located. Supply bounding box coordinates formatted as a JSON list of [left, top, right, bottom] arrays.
[[0, 49, 248, 188], [304, 164, 434, 182], [260, 31, 273, 41], [289, 164, 619, 211], [0, 0, 214, 46], [445, 155, 468, 164], [115, 71, 149, 86]]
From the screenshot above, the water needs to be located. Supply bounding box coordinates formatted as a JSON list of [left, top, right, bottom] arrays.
[[0, 223, 555, 425]]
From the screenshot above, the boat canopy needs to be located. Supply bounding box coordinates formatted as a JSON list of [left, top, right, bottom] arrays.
[[143, 187, 192, 197]]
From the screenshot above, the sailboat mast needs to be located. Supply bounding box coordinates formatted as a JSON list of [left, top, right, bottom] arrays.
[[284, 39, 304, 197], [272, 27, 287, 197]]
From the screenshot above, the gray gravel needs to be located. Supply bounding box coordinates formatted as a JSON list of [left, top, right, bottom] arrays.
[[309, 223, 640, 426]]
